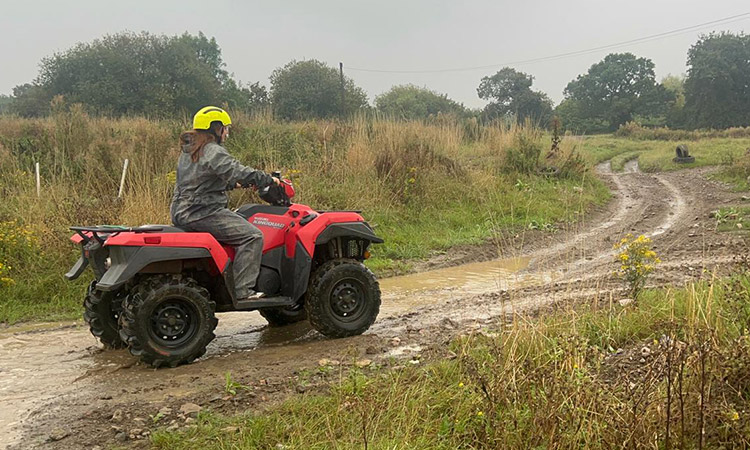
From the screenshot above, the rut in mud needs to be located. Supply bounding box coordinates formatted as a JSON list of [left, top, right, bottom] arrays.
[[1, 162, 745, 450]]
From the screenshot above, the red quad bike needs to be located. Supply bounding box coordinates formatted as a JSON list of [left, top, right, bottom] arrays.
[[66, 173, 383, 368]]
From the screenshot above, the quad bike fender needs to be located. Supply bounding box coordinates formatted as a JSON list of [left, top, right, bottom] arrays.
[[105, 232, 230, 269], [315, 222, 384, 245], [65, 254, 89, 280], [97, 246, 212, 292], [294, 215, 382, 256]]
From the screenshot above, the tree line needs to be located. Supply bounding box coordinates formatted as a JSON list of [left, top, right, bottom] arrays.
[[3, 31, 750, 132]]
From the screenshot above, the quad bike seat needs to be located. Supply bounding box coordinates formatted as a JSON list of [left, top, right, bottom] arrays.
[[235, 204, 289, 219]]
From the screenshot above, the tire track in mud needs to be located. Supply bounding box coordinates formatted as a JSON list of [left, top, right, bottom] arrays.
[[0, 161, 741, 450], [533, 159, 689, 273]]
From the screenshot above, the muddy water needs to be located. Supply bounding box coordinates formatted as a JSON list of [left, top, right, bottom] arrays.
[[0, 255, 558, 449], [197, 256, 553, 354], [380, 256, 560, 315], [0, 324, 97, 449]]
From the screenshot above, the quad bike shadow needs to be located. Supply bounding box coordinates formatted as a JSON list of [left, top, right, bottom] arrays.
[[66, 173, 383, 368]]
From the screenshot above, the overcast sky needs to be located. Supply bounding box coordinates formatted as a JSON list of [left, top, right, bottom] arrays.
[[1, 1, 748, 108]]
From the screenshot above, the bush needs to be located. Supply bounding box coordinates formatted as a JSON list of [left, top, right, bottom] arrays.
[[503, 126, 543, 174], [615, 121, 750, 141], [0, 220, 37, 288]]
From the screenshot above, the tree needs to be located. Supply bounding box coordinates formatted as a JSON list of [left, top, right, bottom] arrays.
[[684, 32, 750, 129], [12, 32, 262, 117], [477, 68, 553, 123], [10, 84, 50, 117], [270, 60, 368, 120], [374, 84, 466, 120], [563, 53, 672, 131], [554, 98, 610, 134], [0, 95, 15, 115], [661, 74, 687, 128]]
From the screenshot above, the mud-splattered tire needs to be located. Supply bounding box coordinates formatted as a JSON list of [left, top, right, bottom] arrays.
[[119, 275, 217, 368], [306, 259, 380, 338], [83, 281, 126, 349], [259, 303, 307, 327]]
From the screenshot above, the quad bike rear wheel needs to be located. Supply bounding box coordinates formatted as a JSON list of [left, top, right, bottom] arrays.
[[259, 303, 307, 327], [119, 274, 217, 368], [306, 259, 380, 338], [83, 281, 126, 349]]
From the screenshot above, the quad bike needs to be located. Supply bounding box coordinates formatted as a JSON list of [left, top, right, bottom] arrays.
[[66, 173, 383, 368]]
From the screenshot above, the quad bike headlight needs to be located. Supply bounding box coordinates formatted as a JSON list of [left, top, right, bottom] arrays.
[[104, 257, 112, 270]]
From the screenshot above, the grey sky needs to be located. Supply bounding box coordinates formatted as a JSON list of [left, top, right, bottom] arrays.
[[1, 0, 748, 108]]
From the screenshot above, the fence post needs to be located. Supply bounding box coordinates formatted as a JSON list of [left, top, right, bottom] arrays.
[[118, 159, 129, 198], [35, 162, 40, 198]]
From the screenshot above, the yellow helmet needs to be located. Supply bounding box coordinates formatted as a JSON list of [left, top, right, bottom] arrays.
[[192, 106, 232, 130]]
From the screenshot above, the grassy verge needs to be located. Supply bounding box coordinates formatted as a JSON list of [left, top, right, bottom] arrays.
[[713, 206, 750, 232], [579, 133, 750, 194], [0, 111, 607, 324], [151, 275, 750, 449], [580, 135, 750, 173]]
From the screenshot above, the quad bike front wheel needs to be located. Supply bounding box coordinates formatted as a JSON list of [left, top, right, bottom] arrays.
[[83, 281, 126, 349], [306, 259, 381, 338], [119, 275, 217, 368], [259, 303, 307, 327]]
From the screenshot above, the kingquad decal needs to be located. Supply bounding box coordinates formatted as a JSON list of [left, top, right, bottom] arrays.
[[252, 217, 286, 229]]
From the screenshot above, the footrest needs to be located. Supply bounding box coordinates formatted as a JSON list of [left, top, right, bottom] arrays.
[[234, 296, 295, 310]]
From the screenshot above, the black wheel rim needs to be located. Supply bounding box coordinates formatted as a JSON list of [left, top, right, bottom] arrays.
[[329, 279, 366, 323], [149, 299, 199, 348]]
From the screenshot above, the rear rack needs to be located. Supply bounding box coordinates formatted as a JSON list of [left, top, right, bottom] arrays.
[[70, 225, 166, 244]]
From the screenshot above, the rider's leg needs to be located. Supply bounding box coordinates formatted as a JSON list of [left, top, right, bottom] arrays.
[[183, 209, 264, 299]]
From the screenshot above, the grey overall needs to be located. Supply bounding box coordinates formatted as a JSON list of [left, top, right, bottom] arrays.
[[170, 142, 273, 299]]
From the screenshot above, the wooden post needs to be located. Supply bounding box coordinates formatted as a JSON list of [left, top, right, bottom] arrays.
[[339, 62, 345, 116], [35, 162, 40, 198], [118, 159, 129, 198]]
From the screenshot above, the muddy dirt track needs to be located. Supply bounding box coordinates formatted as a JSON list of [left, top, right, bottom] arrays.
[[1, 162, 746, 449]]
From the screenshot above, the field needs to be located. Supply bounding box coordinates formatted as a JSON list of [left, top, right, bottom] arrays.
[[2, 114, 750, 449], [0, 110, 607, 323]]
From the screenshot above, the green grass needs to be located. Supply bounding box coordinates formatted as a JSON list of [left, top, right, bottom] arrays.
[[713, 206, 750, 232], [579, 135, 750, 174], [368, 174, 609, 263], [151, 277, 750, 449]]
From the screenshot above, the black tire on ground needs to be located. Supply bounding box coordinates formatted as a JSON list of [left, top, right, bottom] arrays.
[[259, 303, 307, 327], [119, 274, 217, 368], [306, 259, 380, 338], [83, 281, 126, 349]]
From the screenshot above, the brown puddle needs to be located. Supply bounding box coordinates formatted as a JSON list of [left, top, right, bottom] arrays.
[[0, 324, 99, 449], [379, 256, 561, 315]]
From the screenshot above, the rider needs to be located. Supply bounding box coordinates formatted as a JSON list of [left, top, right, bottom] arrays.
[[170, 106, 278, 301]]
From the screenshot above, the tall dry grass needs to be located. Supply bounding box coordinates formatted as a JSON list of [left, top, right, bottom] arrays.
[[0, 105, 604, 322]]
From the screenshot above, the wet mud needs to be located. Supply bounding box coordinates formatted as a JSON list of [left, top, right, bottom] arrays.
[[1, 162, 746, 449]]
